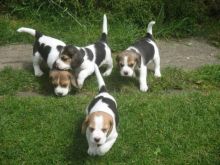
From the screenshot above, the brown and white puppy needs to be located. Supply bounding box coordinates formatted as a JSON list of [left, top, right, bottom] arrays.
[[116, 21, 161, 92], [82, 64, 119, 156], [49, 70, 76, 96], [17, 27, 75, 96]]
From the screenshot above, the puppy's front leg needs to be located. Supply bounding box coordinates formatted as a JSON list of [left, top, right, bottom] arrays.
[[139, 63, 148, 92], [96, 134, 118, 156], [77, 67, 94, 89], [87, 142, 98, 156]]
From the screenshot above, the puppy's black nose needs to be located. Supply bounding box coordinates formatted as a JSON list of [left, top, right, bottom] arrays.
[[94, 138, 100, 143], [124, 71, 128, 75]]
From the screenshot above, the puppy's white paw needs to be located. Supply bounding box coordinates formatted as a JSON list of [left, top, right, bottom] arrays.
[[140, 84, 148, 92], [35, 71, 44, 77], [154, 72, 161, 78], [77, 79, 84, 89], [102, 69, 112, 77], [87, 147, 97, 156]]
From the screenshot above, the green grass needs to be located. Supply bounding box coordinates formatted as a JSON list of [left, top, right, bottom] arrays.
[[0, 65, 220, 164], [0, 4, 220, 163]]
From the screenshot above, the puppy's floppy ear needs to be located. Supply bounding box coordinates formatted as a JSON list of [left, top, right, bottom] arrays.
[[68, 72, 78, 87], [81, 116, 89, 134], [56, 45, 64, 54], [133, 52, 141, 66], [107, 119, 113, 137], [71, 51, 83, 68], [49, 70, 58, 79]]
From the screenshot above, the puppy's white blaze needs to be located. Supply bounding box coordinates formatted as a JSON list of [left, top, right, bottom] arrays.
[[120, 56, 134, 77], [17, 27, 36, 36], [102, 14, 108, 34], [90, 115, 106, 145], [147, 21, 155, 35], [54, 86, 69, 96]]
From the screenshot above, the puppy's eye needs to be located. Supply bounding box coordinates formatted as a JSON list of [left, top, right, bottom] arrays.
[[89, 127, 94, 132], [53, 83, 58, 88], [129, 63, 134, 67], [119, 63, 124, 67], [102, 128, 107, 133]]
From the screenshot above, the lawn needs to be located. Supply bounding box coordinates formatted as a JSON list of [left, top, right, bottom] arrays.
[[0, 2, 220, 163], [0, 65, 220, 164]]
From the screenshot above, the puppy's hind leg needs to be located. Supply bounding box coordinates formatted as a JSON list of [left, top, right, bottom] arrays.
[[33, 52, 44, 77], [153, 50, 161, 78], [139, 60, 148, 92]]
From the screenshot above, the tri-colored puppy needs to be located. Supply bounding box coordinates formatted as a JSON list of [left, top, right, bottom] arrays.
[[17, 27, 75, 96], [54, 14, 113, 89], [82, 64, 119, 156], [116, 21, 161, 92]]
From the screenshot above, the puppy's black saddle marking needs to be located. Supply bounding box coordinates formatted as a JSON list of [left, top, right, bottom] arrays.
[[131, 33, 155, 64], [87, 95, 119, 126]]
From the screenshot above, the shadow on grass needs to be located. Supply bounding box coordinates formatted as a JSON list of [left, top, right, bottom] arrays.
[[65, 116, 89, 164]]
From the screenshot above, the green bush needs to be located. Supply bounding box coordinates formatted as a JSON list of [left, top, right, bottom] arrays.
[[2, 0, 219, 26]]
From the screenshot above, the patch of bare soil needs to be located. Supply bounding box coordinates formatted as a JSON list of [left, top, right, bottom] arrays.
[[0, 38, 219, 71], [158, 38, 220, 69]]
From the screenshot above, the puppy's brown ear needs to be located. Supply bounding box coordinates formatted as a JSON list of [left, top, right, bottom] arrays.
[[135, 53, 141, 66], [81, 116, 89, 134], [68, 72, 78, 88], [107, 119, 113, 137], [49, 70, 57, 79]]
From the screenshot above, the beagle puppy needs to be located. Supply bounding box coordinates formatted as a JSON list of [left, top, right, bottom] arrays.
[[17, 27, 74, 96], [116, 21, 161, 92], [49, 70, 76, 96], [82, 64, 119, 156], [54, 14, 113, 89]]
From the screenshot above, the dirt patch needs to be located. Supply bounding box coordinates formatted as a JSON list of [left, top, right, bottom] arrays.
[[158, 38, 220, 69], [0, 38, 219, 71]]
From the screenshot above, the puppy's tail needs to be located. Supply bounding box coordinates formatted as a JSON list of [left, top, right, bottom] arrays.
[[17, 27, 42, 39], [100, 14, 107, 43], [147, 21, 155, 35], [94, 64, 107, 93]]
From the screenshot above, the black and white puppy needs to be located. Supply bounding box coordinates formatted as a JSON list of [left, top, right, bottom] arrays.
[[82, 64, 119, 156], [116, 21, 161, 92], [17, 28, 74, 96], [54, 14, 113, 89]]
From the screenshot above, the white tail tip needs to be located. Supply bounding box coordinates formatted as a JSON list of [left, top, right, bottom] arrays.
[[102, 14, 107, 35], [16, 27, 36, 37], [147, 21, 156, 35]]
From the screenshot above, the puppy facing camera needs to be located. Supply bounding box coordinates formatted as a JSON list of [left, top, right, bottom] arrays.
[[49, 70, 77, 97], [82, 65, 119, 156], [116, 21, 161, 92]]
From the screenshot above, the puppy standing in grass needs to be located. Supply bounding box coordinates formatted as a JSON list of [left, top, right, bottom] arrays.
[[16, 27, 75, 96], [54, 14, 113, 89], [82, 64, 119, 156], [116, 21, 161, 92]]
